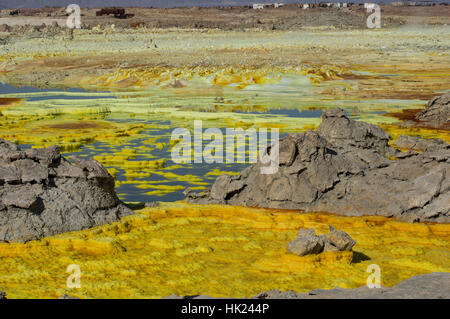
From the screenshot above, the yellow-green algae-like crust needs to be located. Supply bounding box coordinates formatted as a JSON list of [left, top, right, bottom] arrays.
[[0, 203, 448, 299]]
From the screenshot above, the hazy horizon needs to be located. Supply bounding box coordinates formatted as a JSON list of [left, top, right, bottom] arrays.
[[1, 0, 448, 10]]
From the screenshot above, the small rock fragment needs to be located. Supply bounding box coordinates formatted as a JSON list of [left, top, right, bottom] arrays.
[[286, 228, 325, 256]]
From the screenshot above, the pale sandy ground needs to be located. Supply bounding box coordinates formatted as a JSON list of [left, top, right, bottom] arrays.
[[0, 25, 448, 102], [0, 17, 66, 26]]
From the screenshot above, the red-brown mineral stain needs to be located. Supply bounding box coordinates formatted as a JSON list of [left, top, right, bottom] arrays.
[[0, 97, 23, 107]]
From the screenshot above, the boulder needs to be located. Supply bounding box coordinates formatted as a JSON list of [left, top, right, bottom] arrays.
[[416, 92, 450, 129], [286, 226, 356, 256], [188, 108, 449, 223], [0, 139, 133, 242], [0, 291, 6, 299]]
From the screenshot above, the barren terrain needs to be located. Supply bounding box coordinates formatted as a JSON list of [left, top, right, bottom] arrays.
[[0, 4, 449, 299]]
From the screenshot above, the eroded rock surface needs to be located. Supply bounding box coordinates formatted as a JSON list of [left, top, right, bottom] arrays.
[[286, 226, 356, 256], [416, 92, 450, 129], [188, 108, 450, 223], [254, 272, 450, 299], [392, 135, 447, 152], [0, 139, 132, 242]]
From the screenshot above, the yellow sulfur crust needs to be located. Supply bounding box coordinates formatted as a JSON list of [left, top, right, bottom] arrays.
[[0, 203, 448, 299]]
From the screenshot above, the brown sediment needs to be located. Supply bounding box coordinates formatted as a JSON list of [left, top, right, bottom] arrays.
[[0, 97, 22, 106], [43, 121, 110, 130], [384, 108, 450, 131], [385, 108, 423, 123], [340, 73, 384, 81]]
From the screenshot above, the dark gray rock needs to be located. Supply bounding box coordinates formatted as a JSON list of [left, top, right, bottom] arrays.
[[416, 92, 450, 129], [188, 108, 449, 223], [254, 272, 450, 299], [0, 139, 133, 243], [286, 226, 356, 256], [0, 291, 6, 299], [316, 108, 392, 155]]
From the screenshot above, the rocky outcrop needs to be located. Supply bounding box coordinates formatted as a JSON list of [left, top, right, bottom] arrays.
[[0, 291, 6, 299], [254, 272, 450, 299], [187, 108, 450, 223], [392, 134, 447, 152], [286, 226, 356, 256], [416, 92, 450, 129], [0, 139, 132, 242]]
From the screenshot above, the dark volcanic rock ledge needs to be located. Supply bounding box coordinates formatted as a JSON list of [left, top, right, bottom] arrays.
[[0, 139, 132, 242], [188, 108, 450, 223]]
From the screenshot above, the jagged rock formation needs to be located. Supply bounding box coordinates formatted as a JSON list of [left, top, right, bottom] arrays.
[[416, 92, 450, 129], [254, 272, 450, 299], [0, 139, 132, 242], [287, 226, 356, 256], [187, 108, 450, 223]]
